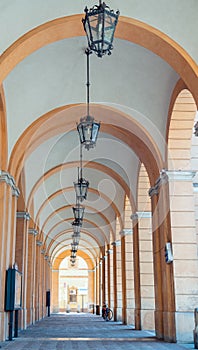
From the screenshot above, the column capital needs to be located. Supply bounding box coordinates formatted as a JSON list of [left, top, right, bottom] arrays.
[[131, 213, 138, 221], [0, 170, 20, 197], [166, 170, 196, 181], [149, 185, 159, 197], [41, 249, 46, 255], [44, 255, 49, 260], [36, 240, 43, 246], [29, 228, 38, 236], [111, 240, 121, 247], [17, 211, 30, 221], [137, 211, 152, 219], [120, 228, 133, 237], [149, 170, 168, 197], [106, 249, 113, 255]]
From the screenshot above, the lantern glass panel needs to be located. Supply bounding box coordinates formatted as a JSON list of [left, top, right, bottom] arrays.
[[91, 122, 100, 143], [74, 178, 89, 201], [73, 205, 84, 221], [77, 123, 85, 144], [72, 219, 82, 227], [72, 233, 80, 245]]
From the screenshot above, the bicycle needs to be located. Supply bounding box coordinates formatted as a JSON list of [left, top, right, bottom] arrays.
[[102, 305, 113, 321]]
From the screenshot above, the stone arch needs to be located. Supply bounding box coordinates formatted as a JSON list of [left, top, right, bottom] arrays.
[[35, 187, 123, 230], [164, 87, 198, 342], [0, 15, 198, 104], [53, 249, 94, 270], [9, 104, 163, 188], [0, 86, 8, 170]]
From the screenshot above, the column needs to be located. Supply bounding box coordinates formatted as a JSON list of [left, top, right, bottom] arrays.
[[121, 228, 135, 326], [149, 185, 163, 339], [149, 171, 176, 342], [35, 240, 42, 320], [26, 229, 38, 326], [98, 259, 103, 314], [106, 247, 111, 308], [131, 214, 141, 330], [120, 232, 127, 324], [41, 249, 45, 318], [88, 269, 95, 309], [136, 211, 155, 330], [112, 242, 117, 321], [95, 260, 99, 310], [15, 211, 30, 330], [109, 248, 114, 311], [52, 268, 59, 313], [101, 247, 106, 306], [0, 172, 19, 341], [114, 240, 122, 321]]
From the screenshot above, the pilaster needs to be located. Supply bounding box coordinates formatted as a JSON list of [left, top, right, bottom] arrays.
[[119, 231, 127, 324], [15, 211, 30, 331], [131, 214, 141, 330], [112, 240, 122, 321], [149, 170, 176, 342], [106, 245, 111, 308], [35, 240, 42, 320], [52, 268, 59, 313], [26, 228, 38, 326], [168, 170, 198, 342]]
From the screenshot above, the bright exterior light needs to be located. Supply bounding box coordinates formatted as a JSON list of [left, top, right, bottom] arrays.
[[82, 1, 120, 58]]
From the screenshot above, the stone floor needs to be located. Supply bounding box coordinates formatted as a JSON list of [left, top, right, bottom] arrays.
[[0, 313, 194, 350]]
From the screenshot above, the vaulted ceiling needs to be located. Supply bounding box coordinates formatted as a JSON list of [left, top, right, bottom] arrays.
[[1, 0, 198, 265]]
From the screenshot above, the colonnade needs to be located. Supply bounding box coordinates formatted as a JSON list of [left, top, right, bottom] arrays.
[[0, 172, 51, 341], [0, 168, 198, 344]]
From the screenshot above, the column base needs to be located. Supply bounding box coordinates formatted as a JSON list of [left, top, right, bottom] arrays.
[[163, 311, 176, 342], [125, 308, 135, 325], [135, 308, 141, 330], [0, 311, 7, 341], [117, 307, 122, 322], [155, 310, 163, 339]]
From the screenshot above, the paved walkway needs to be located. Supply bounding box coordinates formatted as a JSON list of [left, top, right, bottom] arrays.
[[0, 313, 194, 349]]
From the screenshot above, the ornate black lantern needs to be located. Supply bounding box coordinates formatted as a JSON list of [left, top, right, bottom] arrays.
[[71, 242, 78, 253], [72, 233, 81, 245], [77, 115, 100, 151], [72, 219, 82, 227], [74, 176, 89, 201], [74, 146, 89, 201], [72, 203, 85, 222], [70, 251, 76, 260], [77, 49, 100, 150], [82, 1, 120, 58]]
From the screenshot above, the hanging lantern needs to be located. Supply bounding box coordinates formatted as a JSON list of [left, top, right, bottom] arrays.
[[82, 1, 120, 58], [77, 49, 100, 150], [71, 242, 78, 253], [72, 203, 85, 221], [77, 115, 100, 150], [74, 177, 89, 201], [72, 233, 81, 245]]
